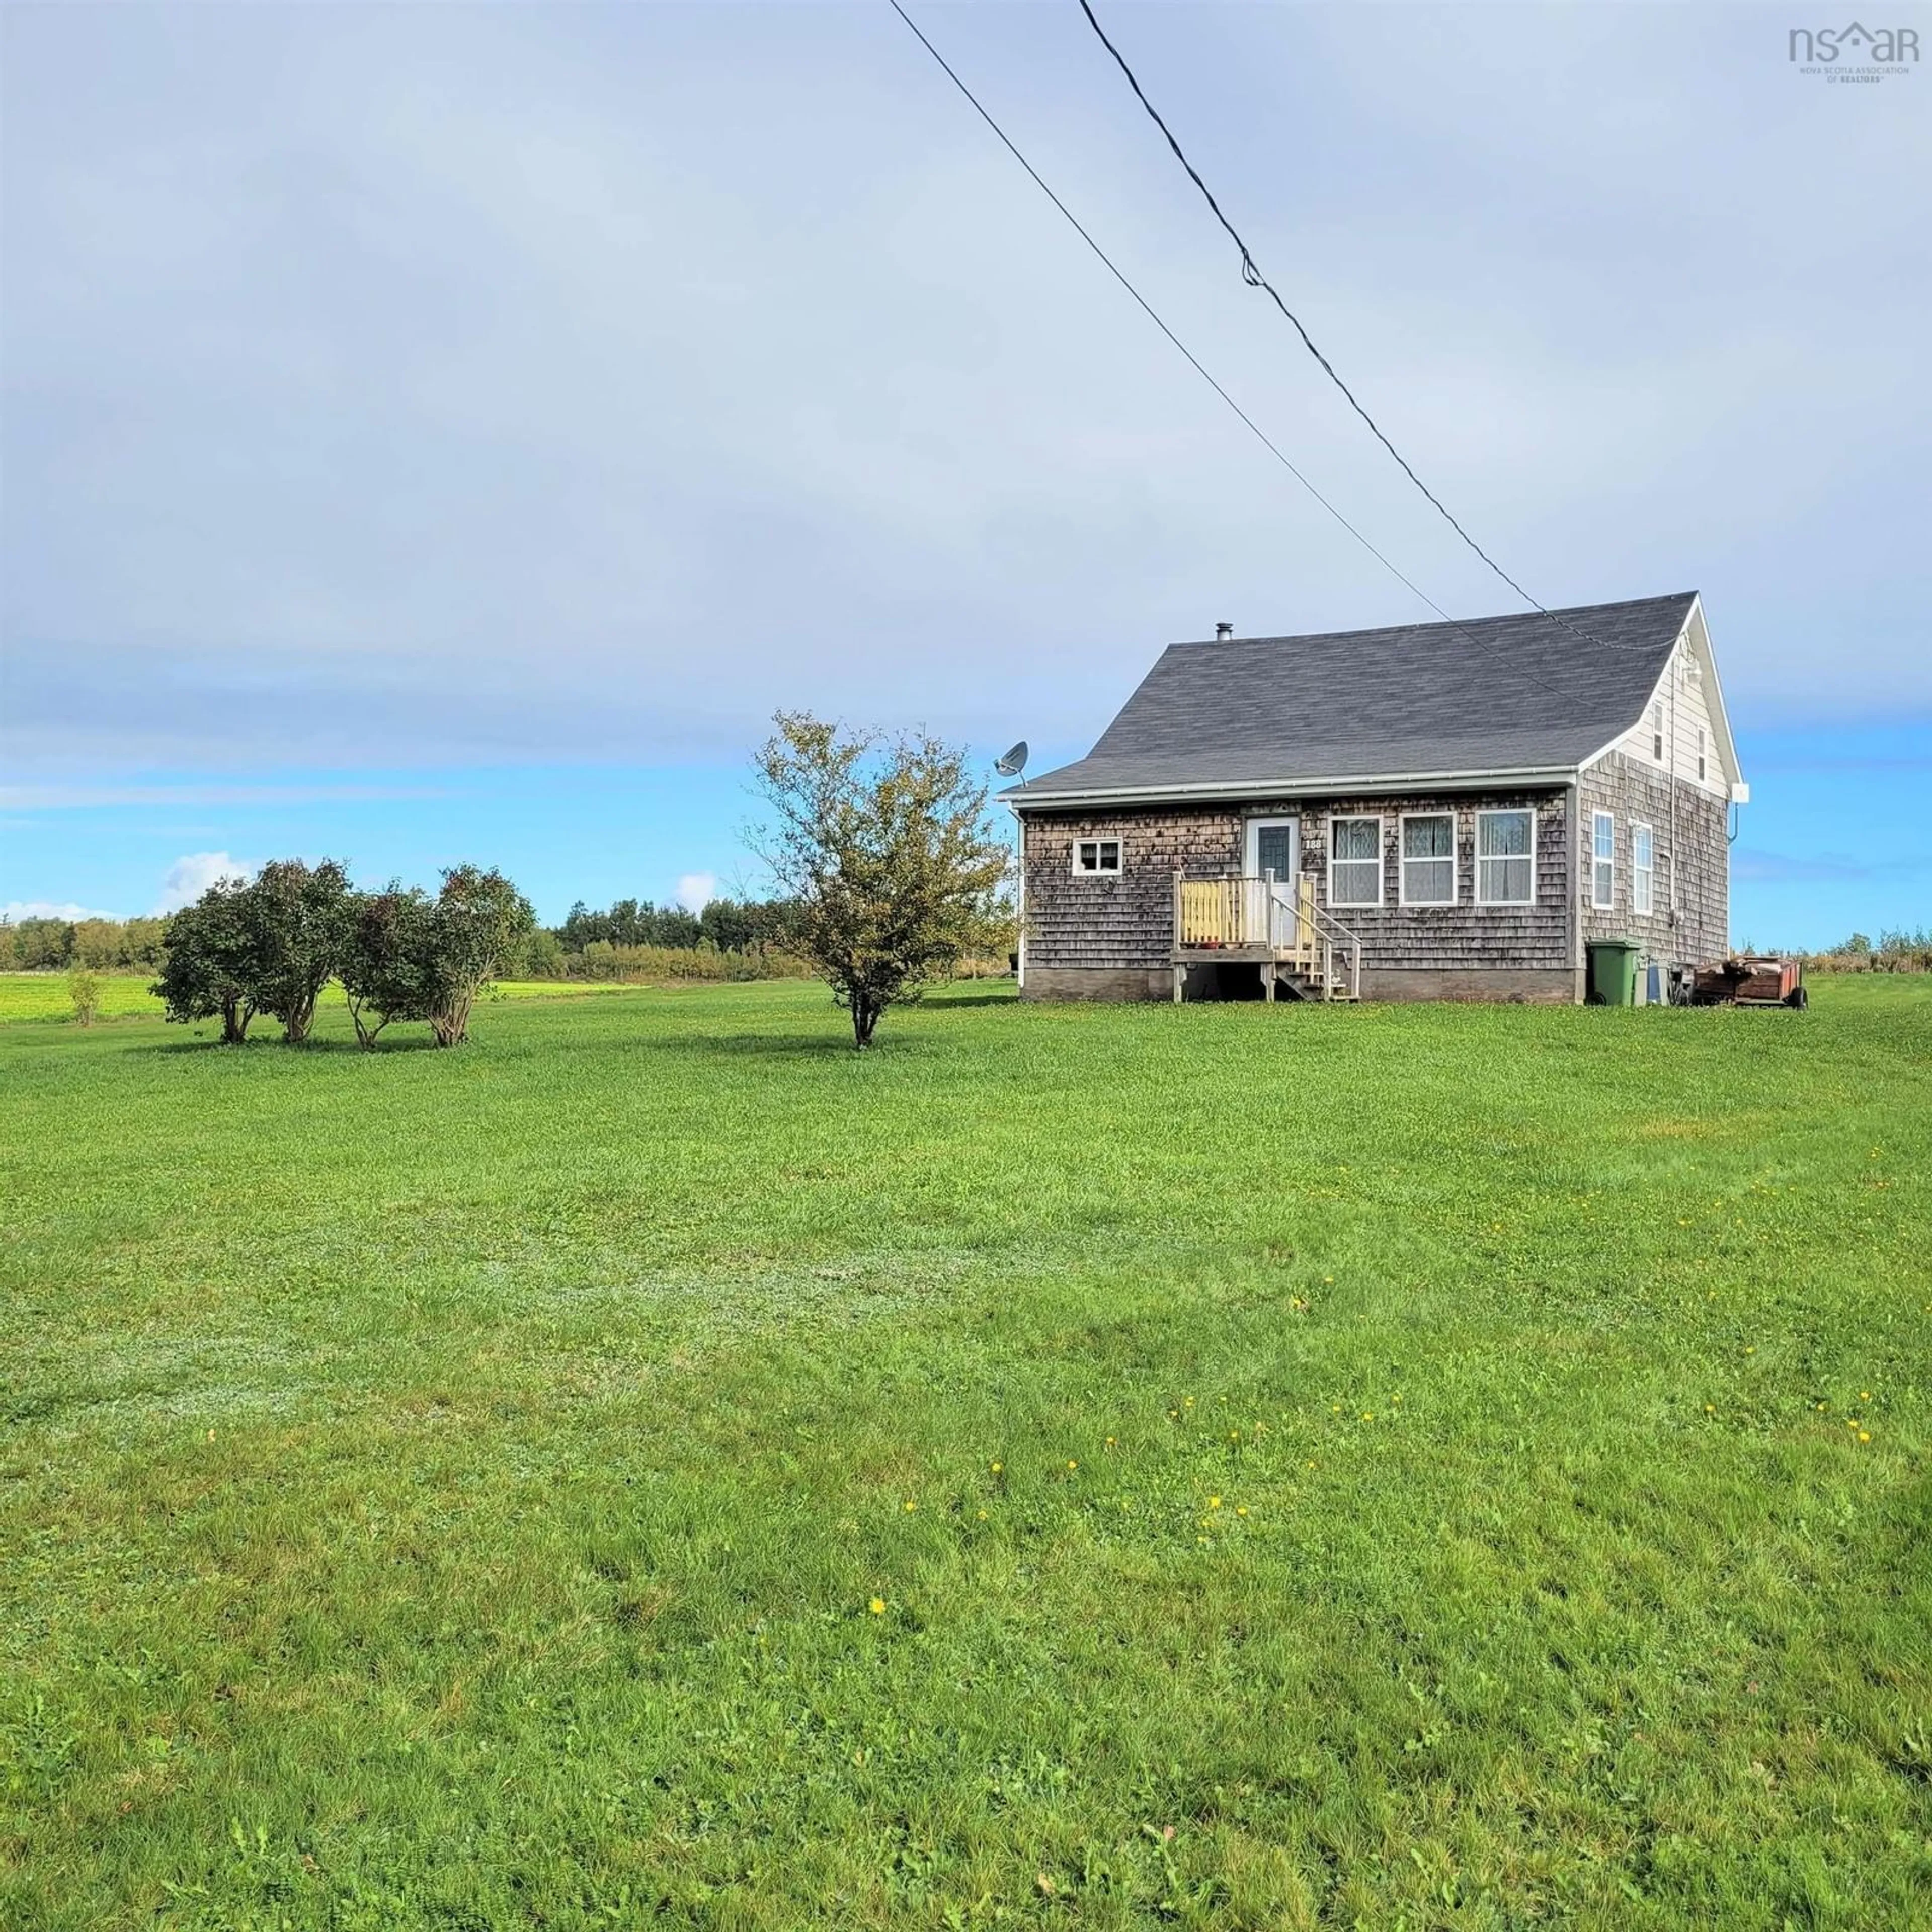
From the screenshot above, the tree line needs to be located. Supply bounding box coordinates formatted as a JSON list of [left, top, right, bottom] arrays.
[[154, 861, 534, 1047], [3, 894, 793, 980]]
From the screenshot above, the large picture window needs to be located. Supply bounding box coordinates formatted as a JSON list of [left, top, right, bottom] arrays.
[[1400, 814, 1456, 906], [1327, 817, 1383, 908], [1477, 809, 1535, 906], [1590, 811, 1615, 909], [1632, 823, 1654, 915]]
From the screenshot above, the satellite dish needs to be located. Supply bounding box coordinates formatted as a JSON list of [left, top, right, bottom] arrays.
[[994, 740, 1028, 780]]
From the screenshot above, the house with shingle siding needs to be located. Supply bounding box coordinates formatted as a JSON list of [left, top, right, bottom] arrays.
[[1004, 592, 1743, 1004]]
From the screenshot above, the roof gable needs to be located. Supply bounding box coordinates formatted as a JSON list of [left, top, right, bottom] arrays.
[[1018, 592, 1701, 801]]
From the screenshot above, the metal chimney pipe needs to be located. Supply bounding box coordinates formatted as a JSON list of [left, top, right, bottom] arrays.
[[1215, 621, 1235, 641]]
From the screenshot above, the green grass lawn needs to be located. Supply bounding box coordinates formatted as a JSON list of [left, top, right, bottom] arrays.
[[0, 973, 639, 1025], [3, 978, 1928, 1929]]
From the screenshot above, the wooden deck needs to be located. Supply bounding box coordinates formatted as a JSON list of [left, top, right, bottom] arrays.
[[1169, 874, 1361, 1002]]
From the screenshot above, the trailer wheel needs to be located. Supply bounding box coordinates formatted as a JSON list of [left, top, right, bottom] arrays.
[[1785, 985, 1808, 1010]]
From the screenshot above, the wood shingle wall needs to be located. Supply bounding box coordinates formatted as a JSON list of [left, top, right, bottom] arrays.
[[1577, 752, 1729, 965], [1022, 789, 1576, 999]]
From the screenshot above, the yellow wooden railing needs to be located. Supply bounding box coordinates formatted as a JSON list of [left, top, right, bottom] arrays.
[[1173, 875, 1320, 958]]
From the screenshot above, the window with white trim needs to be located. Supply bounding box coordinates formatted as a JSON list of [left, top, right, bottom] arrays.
[[1632, 822, 1654, 915], [1697, 728, 1708, 783], [1651, 701, 1665, 762], [1590, 810, 1615, 909], [1327, 816, 1382, 908], [1072, 838, 1121, 876], [1476, 809, 1535, 906], [1400, 813, 1455, 906]]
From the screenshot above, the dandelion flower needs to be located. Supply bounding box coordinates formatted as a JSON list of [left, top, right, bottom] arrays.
[[1859, 1431, 1871, 1443], [1235, 1505, 1249, 1517], [1208, 1496, 1222, 1510], [1067, 1459, 1078, 1471], [869, 1598, 886, 1615], [903, 1500, 917, 1513], [976, 1509, 988, 1520], [1362, 1412, 1374, 1422], [991, 1461, 1003, 1474], [1106, 1436, 1116, 1448], [1861, 1390, 1872, 1401]]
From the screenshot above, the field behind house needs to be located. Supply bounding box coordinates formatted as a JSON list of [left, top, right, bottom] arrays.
[[2, 977, 1928, 1929]]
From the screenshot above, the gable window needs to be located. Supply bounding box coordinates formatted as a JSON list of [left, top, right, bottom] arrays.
[[1400, 813, 1455, 906], [1697, 728, 1708, 783], [1590, 811, 1616, 909], [1477, 809, 1535, 905], [1632, 823, 1654, 915], [1072, 838, 1121, 876], [1327, 816, 1383, 908], [1651, 701, 1665, 762]]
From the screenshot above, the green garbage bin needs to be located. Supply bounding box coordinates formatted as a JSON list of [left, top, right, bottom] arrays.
[[1586, 939, 1641, 1006]]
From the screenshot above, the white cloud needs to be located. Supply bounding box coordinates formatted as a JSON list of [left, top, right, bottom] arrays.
[[2, 899, 116, 923], [674, 872, 716, 912], [154, 851, 250, 913]]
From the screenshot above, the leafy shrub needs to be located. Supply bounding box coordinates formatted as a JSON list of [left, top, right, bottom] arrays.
[[66, 967, 101, 1027]]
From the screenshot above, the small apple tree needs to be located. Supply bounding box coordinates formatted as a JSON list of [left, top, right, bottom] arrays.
[[753, 711, 1012, 1048]]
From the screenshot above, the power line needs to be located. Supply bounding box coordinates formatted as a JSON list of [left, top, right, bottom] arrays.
[[884, 0, 1462, 633], [1073, 0, 1651, 661], [884, 1, 1599, 706]]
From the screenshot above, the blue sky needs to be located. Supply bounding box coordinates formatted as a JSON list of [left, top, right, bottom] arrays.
[[3, 3, 1927, 946]]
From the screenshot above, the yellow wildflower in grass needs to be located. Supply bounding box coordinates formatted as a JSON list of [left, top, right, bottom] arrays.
[[1861, 1390, 1872, 1401], [976, 1509, 989, 1520], [1106, 1435, 1116, 1448], [1859, 1431, 1871, 1443], [1183, 1397, 1194, 1408], [1361, 1412, 1374, 1422], [991, 1461, 1002, 1475], [903, 1500, 917, 1513], [1235, 1505, 1249, 1517], [869, 1598, 886, 1615], [1067, 1459, 1078, 1471], [1705, 1403, 1716, 1414]]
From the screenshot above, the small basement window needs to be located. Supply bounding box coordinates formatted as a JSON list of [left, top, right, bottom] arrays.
[[1328, 816, 1383, 908], [1400, 813, 1455, 906], [1477, 809, 1535, 906], [1633, 822, 1654, 915], [1073, 838, 1121, 875], [1590, 810, 1615, 909]]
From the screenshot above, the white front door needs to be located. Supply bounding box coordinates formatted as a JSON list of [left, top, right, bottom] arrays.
[[1246, 818, 1300, 949]]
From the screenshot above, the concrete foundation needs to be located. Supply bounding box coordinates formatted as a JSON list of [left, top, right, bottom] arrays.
[[1019, 966, 1170, 1002], [1358, 967, 1576, 1004]]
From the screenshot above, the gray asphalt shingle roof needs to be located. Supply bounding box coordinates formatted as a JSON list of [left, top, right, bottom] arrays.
[[1016, 592, 1698, 799]]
